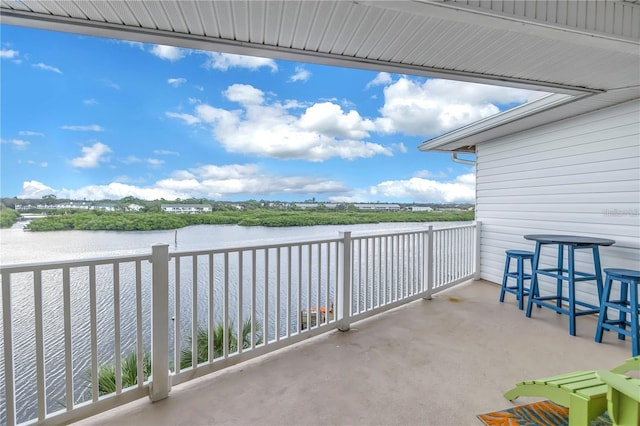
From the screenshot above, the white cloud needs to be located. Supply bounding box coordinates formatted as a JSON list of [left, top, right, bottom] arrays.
[[224, 84, 264, 105], [19, 131, 44, 137], [33, 63, 62, 74], [71, 142, 112, 168], [154, 149, 180, 156], [298, 102, 376, 140], [61, 124, 104, 132], [369, 173, 476, 203], [168, 77, 187, 87], [1, 138, 30, 149], [289, 66, 311, 82], [375, 77, 546, 136], [203, 52, 277, 71], [121, 156, 164, 167], [18, 164, 348, 200], [84, 99, 98, 105], [1, 49, 18, 59], [151, 45, 186, 61], [392, 143, 408, 153], [169, 84, 392, 161], [166, 112, 201, 125], [104, 80, 120, 90], [366, 72, 392, 89]]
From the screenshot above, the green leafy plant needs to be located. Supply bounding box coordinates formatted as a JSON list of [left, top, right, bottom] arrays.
[[86, 351, 151, 396], [180, 319, 262, 369]]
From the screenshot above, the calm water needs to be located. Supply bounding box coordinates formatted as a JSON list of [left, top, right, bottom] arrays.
[[0, 221, 468, 423]]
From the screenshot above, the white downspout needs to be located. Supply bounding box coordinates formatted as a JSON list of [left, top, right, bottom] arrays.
[[451, 152, 476, 165]]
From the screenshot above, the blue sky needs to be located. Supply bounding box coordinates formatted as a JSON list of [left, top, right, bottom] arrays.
[[1, 25, 545, 203]]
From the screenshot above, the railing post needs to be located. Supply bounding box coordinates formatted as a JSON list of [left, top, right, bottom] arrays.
[[474, 221, 482, 280], [424, 226, 434, 300], [338, 231, 351, 332], [2, 272, 16, 426], [149, 244, 171, 401]]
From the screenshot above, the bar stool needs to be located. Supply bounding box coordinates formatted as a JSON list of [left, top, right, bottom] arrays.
[[500, 250, 535, 310], [595, 268, 640, 357]]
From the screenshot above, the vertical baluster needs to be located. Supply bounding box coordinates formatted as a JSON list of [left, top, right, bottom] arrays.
[[264, 249, 269, 345], [455, 228, 460, 279], [2, 271, 15, 425], [385, 236, 390, 305], [355, 239, 359, 313], [298, 245, 302, 333], [276, 247, 281, 342], [62, 266, 73, 410], [238, 251, 243, 354], [365, 238, 369, 312], [135, 261, 143, 386], [89, 265, 98, 401], [402, 234, 407, 299], [223, 252, 229, 359], [208, 254, 214, 362], [410, 233, 415, 296], [192, 255, 198, 367], [449, 229, 454, 283], [287, 247, 291, 338], [427, 226, 434, 298], [174, 257, 181, 372], [34, 270, 46, 419], [114, 263, 121, 394], [316, 243, 321, 325], [251, 249, 257, 349], [411, 233, 415, 295], [306, 244, 311, 330], [335, 240, 341, 323], [325, 243, 331, 324], [376, 237, 381, 308]]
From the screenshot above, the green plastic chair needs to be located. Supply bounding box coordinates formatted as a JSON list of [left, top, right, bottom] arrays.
[[503, 356, 639, 426], [596, 370, 640, 426]]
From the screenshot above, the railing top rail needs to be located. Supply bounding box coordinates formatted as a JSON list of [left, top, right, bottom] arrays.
[[349, 222, 476, 241], [431, 222, 477, 231], [0, 253, 152, 274]]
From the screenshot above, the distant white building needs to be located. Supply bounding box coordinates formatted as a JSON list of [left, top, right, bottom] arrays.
[[409, 206, 434, 212], [161, 204, 212, 214], [294, 203, 338, 209], [127, 203, 144, 212], [353, 203, 400, 212]]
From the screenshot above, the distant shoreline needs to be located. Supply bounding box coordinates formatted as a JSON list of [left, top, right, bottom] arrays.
[[21, 209, 475, 232]]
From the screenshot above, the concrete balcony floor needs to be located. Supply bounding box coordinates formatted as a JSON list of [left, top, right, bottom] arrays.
[[75, 280, 631, 426]]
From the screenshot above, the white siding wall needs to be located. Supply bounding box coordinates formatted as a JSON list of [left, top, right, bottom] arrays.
[[476, 100, 640, 305]]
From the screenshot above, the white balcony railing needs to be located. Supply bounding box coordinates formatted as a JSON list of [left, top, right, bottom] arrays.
[[1, 223, 479, 425]]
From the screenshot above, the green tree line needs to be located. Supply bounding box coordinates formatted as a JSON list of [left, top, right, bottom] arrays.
[[24, 209, 474, 232]]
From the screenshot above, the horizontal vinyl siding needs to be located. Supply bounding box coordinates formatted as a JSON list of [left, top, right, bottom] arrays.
[[476, 100, 640, 306]]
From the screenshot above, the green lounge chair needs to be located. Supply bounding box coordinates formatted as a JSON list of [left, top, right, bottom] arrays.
[[596, 370, 640, 426], [503, 356, 639, 426]]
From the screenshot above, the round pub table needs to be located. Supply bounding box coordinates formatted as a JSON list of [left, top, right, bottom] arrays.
[[523, 234, 615, 336]]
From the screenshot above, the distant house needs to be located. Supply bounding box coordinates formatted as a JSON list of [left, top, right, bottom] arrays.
[[161, 204, 212, 214], [94, 203, 117, 211], [294, 203, 338, 209], [126, 203, 144, 212], [353, 203, 400, 212], [409, 206, 434, 212]]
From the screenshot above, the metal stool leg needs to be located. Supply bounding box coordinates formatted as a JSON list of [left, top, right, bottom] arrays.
[[500, 255, 510, 303], [595, 275, 613, 343], [631, 282, 639, 357], [517, 255, 524, 310]]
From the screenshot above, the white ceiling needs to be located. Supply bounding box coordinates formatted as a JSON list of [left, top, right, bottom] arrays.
[[2, 0, 639, 151]]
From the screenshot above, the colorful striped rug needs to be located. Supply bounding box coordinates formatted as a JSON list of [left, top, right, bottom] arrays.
[[477, 400, 612, 426]]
